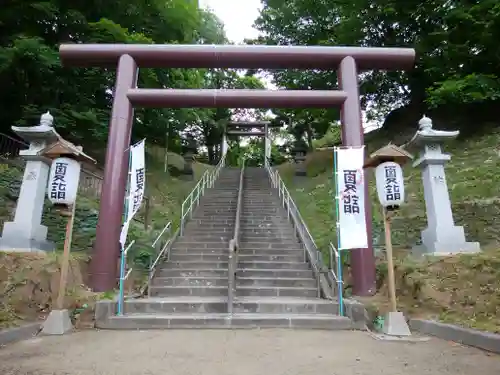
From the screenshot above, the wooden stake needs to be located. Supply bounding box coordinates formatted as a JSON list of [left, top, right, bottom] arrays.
[[382, 207, 398, 312], [56, 203, 77, 310]]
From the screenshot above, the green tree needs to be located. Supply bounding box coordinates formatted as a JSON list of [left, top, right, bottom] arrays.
[[252, 0, 500, 132], [0, 0, 256, 162]]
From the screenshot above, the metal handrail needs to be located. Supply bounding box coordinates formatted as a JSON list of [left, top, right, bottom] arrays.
[[180, 154, 226, 235], [228, 159, 245, 314], [329, 242, 344, 315], [149, 222, 172, 280], [117, 240, 136, 316], [264, 157, 342, 311]]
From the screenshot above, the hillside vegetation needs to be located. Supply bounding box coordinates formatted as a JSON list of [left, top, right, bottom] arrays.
[[279, 129, 500, 332], [0, 149, 211, 327]]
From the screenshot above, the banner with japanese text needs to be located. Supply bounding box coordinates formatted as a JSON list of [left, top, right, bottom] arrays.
[[334, 147, 368, 250], [119, 139, 146, 247]]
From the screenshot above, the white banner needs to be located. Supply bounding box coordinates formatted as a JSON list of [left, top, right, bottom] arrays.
[[119, 139, 146, 247], [335, 147, 368, 249], [222, 133, 228, 156], [265, 137, 271, 158]]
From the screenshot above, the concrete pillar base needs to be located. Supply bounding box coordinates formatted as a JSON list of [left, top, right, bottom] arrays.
[[42, 309, 73, 335], [382, 311, 411, 336]]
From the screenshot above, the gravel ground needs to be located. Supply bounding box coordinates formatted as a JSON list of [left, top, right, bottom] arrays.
[[1, 329, 499, 375]]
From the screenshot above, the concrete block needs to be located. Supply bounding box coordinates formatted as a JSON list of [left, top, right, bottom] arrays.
[[382, 311, 411, 336], [0, 323, 41, 346], [41, 309, 73, 335], [410, 319, 500, 354]]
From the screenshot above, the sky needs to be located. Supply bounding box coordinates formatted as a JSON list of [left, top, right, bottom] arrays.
[[198, 0, 262, 43]]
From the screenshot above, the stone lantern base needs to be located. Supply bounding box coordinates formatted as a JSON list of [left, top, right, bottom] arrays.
[[295, 167, 307, 177], [0, 222, 54, 253], [412, 225, 480, 256], [181, 160, 194, 180]]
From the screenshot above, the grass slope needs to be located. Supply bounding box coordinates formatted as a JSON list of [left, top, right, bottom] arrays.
[[279, 129, 500, 332], [0, 149, 212, 327]]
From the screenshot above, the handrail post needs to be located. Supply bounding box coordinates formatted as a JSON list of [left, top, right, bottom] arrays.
[[117, 240, 135, 316], [228, 159, 245, 314], [286, 194, 290, 219]]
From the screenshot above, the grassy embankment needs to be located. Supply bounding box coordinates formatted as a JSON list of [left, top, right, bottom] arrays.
[[0, 148, 212, 327], [279, 129, 500, 333]]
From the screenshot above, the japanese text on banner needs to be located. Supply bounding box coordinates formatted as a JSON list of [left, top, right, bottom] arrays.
[[119, 139, 146, 246], [384, 165, 401, 202], [335, 147, 368, 250], [50, 161, 68, 201]]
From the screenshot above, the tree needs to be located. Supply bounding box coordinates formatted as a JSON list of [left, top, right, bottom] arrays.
[[0, 0, 259, 163], [252, 0, 500, 134]]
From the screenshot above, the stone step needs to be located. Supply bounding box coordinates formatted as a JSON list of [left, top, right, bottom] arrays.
[[101, 313, 352, 330], [239, 237, 299, 244], [237, 249, 305, 256], [150, 283, 317, 298], [236, 286, 318, 298], [189, 219, 233, 225], [239, 242, 303, 250], [237, 268, 313, 278], [184, 227, 235, 233], [237, 276, 316, 288], [171, 245, 228, 251], [172, 242, 228, 249], [240, 217, 290, 222], [169, 254, 304, 263], [201, 200, 238, 204], [163, 261, 309, 270], [191, 216, 235, 221], [171, 248, 303, 256], [239, 225, 294, 231], [243, 202, 281, 205], [240, 235, 298, 241], [163, 261, 230, 269], [157, 268, 228, 278], [169, 253, 229, 262], [180, 235, 232, 241], [149, 285, 227, 297], [238, 254, 304, 262], [239, 261, 309, 270], [152, 276, 228, 287], [120, 296, 338, 315], [242, 202, 278, 205], [240, 219, 290, 224], [170, 249, 228, 255]]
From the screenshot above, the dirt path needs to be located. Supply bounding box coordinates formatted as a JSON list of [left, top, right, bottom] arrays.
[[1, 329, 499, 375]]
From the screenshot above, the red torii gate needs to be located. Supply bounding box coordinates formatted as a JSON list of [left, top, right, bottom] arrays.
[[59, 44, 415, 295]]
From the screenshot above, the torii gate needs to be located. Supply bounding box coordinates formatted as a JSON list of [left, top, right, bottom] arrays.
[[222, 120, 280, 159], [59, 44, 415, 294]]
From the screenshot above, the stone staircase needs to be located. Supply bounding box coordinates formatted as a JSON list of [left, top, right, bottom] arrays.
[[96, 166, 352, 329]]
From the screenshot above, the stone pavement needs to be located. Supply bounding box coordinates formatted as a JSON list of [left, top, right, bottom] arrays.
[[1, 329, 499, 375]]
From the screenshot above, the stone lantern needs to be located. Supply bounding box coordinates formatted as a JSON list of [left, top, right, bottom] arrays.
[[181, 135, 198, 179], [292, 139, 308, 176], [406, 115, 480, 255], [0, 112, 59, 252], [0, 112, 97, 253]]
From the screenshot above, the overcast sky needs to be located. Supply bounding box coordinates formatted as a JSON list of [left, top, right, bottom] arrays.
[[198, 0, 262, 43]]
